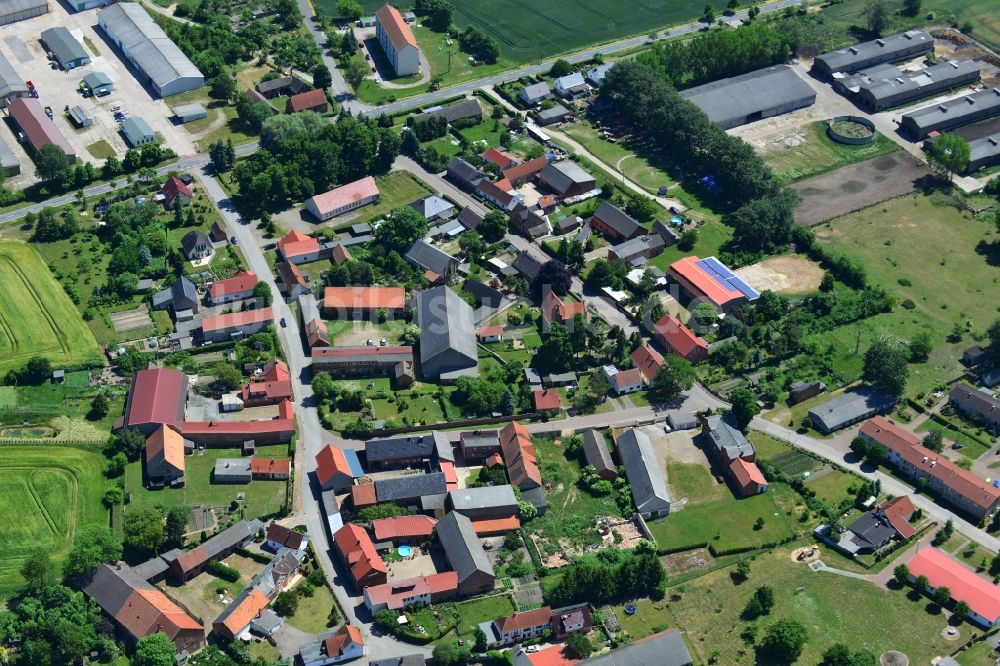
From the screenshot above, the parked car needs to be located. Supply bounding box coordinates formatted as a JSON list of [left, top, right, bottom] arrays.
[[230, 235, 239, 244], [280, 318, 287, 328]]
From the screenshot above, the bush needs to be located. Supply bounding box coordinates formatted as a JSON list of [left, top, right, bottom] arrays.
[[207, 560, 240, 583]]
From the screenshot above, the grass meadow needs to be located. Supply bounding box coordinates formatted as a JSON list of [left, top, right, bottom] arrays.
[[813, 193, 1000, 397], [0, 242, 103, 374], [0, 446, 108, 597]]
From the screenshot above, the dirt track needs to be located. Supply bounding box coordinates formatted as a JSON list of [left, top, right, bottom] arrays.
[[792, 153, 933, 226]]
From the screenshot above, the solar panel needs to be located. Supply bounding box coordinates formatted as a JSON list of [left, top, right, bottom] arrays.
[[698, 257, 741, 295], [727, 276, 760, 301]]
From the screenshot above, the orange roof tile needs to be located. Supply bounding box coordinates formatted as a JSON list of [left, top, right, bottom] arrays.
[[324, 624, 365, 657], [502, 156, 549, 183], [372, 515, 438, 541], [878, 496, 916, 540], [277, 230, 320, 259], [351, 483, 378, 508], [495, 606, 552, 634], [324, 287, 406, 311], [478, 325, 505, 339], [652, 314, 708, 359], [209, 271, 258, 299], [333, 524, 386, 586], [669, 255, 743, 308], [145, 424, 185, 474], [308, 177, 380, 217], [909, 548, 1000, 624], [499, 421, 543, 488], [470, 515, 521, 534], [262, 358, 290, 382], [218, 587, 269, 637], [288, 88, 327, 112], [201, 307, 273, 333], [532, 388, 561, 412], [729, 457, 767, 488], [630, 343, 664, 381], [250, 458, 290, 475], [316, 444, 360, 488], [375, 4, 417, 50]]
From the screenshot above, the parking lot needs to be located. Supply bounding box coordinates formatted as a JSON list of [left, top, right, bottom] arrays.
[[0, 1, 197, 186]]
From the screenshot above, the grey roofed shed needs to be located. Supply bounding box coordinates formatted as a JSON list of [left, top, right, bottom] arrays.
[[616, 428, 670, 517], [82, 71, 114, 95], [411, 98, 482, 125], [703, 415, 754, 461], [375, 472, 447, 502], [813, 30, 932, 76], [0, 134, 19, 177], [581, 429, 615, 478], [435, 511, 494, 582], [365, 431, 454, 464], [40, 27, 90, 69], [405, 238, 458, 275], [0, 0, 48, 26], [679, 65, 816, 130], [591, 201, 644, 239], [852, 59, 980, 112], [581, 628, 693, 666], [966, 132, 1000, 173], [0, 52, 27, 104], [667, 411, 697, 431], [808, 387, 895, 434], [69, 105, 92, 127], [540, 160, 594, 195], [120, 116, 155, 147], [448, 485, 518, 513], [172, 102, 207, 123], [97, 3, 204, 97], [900, 87, 1000, 139], [536, 104, 572, 126], [415, 285, 478, 380]]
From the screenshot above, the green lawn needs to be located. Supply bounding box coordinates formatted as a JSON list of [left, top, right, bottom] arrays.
[[87, 140, 116, 160], [286, 584, 337, 634], [453, 595, 516, 638], [646, 219, 732, 272], [646, 484, 796, 553], [522, 434, 621, 557], [0, 446, 108, 598], [815, 193, 1000, 397], [762, 121, 900, 185], [0, 242, 104, 374], [668, 543, 958, 665], [561, 122, 675, 195], [458, 119, 539, 155], [666, 462, 727, 506], [124, 444, 289, 519], [916, 415, 995, 462]]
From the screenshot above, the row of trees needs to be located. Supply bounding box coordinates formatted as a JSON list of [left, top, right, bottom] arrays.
[[599, 61, 795, 256], [546, 543, 666, 607], [232, 111, 400, 212], [639, 23, 793, 88]]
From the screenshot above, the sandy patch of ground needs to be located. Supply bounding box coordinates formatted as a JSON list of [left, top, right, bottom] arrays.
[[735, 255, 825, 295], [110, 306, 153, 333]]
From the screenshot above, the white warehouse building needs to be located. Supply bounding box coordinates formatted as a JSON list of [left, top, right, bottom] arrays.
[[97, 2, 204, 97]]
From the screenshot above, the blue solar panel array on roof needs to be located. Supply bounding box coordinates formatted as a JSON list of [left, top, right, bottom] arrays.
[[698, 257, 760, 301]]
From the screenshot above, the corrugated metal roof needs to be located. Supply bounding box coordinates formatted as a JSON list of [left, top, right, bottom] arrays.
[[679, 64, 815, 128], [98, 3, 202, 91], [0, 0, 48, 17], [40, 27, 89, 65], [0, 51, 26, 99]]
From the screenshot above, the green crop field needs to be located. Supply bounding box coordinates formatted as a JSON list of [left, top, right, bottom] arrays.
[[0, 446, 108, 597], [0, 242, 103, 374], [347, 0, 731, 64]]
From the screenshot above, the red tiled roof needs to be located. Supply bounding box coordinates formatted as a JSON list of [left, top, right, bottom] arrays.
[[277, 230, 320, 259], [266, 523, 307, 549], [308, 177, 380, 217], [126, 368, 187, 429], [862, 417, 1000, 511], [364, 572, 458, 610], [908, 548, 1000, 623], [277, 261, 308, 290], [262, 359, 290, 382], [533, 388, 561, 412], [500, 421, 543, 488], [250, 458, 290, 475], [439, 460, 458, 489], [729, 457, 767, 487], [542, 290, 585, 325], [178, 418, 294, 437], [482, 148, 516, 170], [471, 515, 521, 534], [652, 314, 708, 359], [613, 368, 644, 391], [209, 271, 258, 300], [217, 587, 268, 637], [372, 515, 437, 541], [161, 176, 193, 206], [278, 399, 294, 419], [502, 156, 549, 183], [333, 524, 386, 586], [306, 319, 330, 347], [332, 244, 353, 265], [351, 483, 377, 508], [202, 307, 273, 333], [172, 545, 208, 575], [669, 256, 743, 308], [288, 88, 327, 112], [477, 179, 516, 207], [878, 496, 915, 540], [311, 346, 413, 359], [316, 444, 359, 488], [525, 645, 582, 666], [630, 343, 664, 382], [324, 287, 406, 311], [241, 379, 293, 403], [118, 587, 202, 640], [478, 325, 504, 339], [495, 607, 552, 634], [324, 625, 365, 657], [375, 3, 417, 51], [145, 424, 185, 474]]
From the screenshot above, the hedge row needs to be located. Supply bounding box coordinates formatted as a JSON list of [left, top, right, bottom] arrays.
[[208, 560, 240, 582]]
